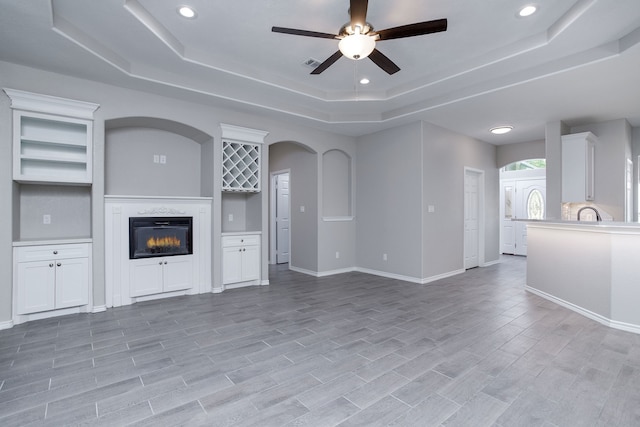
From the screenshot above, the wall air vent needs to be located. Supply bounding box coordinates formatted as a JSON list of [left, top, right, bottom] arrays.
[[303, 58, 322, 69]]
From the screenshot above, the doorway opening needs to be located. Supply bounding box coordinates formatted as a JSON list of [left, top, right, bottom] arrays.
[[464, 168, 485, 269], [500, 159, 546, 256], [270, 170, 290, 265]]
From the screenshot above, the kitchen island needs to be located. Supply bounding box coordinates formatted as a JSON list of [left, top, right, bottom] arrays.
[[525, 220, 640, 334]]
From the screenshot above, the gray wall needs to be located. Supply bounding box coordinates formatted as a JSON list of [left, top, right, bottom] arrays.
[[19, 185, 91, 240], [545, 121, 569, 219], [322, 150, 351, 217], [356, 122, 424, 279], [422, 122, 499, 277], [0, 87, 12, 323], [269, 142, 318, 272], [571, 119, 631, 221], [496, 140, 545, 168], [105, 127, 202, 197]]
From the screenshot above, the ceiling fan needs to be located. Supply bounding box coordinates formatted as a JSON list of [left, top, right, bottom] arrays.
[[272, 0, 447, 75]]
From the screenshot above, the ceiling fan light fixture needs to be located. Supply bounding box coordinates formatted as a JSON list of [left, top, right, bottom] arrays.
[[339, 33, 376, 60], [490, 126, 514, 135]]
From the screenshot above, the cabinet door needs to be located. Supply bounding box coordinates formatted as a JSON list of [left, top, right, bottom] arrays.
[[222, 246, 243, 284], [163, 257, 193, 292], [55, 257, 89, 309], [16, 260, 55, 314], [241, 245, 260, 281], [130, 258, 163, 297]]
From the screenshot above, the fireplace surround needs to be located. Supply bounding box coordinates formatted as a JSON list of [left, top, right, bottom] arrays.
[[105, 196, 212, 307]]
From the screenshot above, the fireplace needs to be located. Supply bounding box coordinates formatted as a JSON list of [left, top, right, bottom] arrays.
[[129, 216, 193, 259]]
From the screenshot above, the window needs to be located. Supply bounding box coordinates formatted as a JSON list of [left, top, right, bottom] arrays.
[[527, 189, 544, 219]]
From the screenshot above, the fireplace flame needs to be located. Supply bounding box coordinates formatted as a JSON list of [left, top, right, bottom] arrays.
[[146, 235, 181, 249]]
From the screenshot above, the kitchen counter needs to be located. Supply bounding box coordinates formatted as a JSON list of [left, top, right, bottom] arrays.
[[525, 220, 640, 334]]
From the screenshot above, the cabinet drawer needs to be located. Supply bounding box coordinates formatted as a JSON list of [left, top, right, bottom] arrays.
[[16, 243, 90, 262], [222, 234, 260, 247]]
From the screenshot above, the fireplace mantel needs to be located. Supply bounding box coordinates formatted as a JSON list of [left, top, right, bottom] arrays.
[[105, 196, 212, 307]]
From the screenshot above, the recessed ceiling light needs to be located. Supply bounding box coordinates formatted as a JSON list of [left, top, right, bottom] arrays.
[[178, 6, 197, 19], [360, 78, 370, 85], [490, 126, 514, 135], [518, 5, 537, 17]]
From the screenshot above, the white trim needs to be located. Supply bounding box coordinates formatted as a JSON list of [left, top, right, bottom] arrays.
[[3, 88, 99, 118], [321, 216, 354, 222], [220, 123, 268, 144], [0, 320, 14, 330], [525, 285, 640, 335], [270, 169, 291, 265], [482, 259, 501, 267], [92, 305, 107, 313], [463, 167, 486, 269]]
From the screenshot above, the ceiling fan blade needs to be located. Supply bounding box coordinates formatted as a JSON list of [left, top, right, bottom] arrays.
[[368, 49, 400, 75], [272, 26, 338, 39], [311, 51, 343, 74], [375, 18, 447, 40], [350, 0, 369, 30]]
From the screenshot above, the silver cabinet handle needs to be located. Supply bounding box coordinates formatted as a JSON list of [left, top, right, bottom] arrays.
[[57, 263, 61, 267], [53, 250, 58, 255], [164, 261, 167, 265], [49, 263, 54, 268]]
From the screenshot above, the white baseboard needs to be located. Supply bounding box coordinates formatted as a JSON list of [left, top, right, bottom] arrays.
[[525, 285, 640, 335], [0, 319, 14, 330], [355, 267, 423, 284], [92, 305, 107, 313]]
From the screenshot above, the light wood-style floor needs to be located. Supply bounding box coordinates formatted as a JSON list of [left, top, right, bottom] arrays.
[[1, 255, 639, 426]]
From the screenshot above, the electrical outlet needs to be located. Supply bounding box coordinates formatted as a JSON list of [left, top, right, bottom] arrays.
[[300, 206, 305, 213], [153, 154, 159, 163], [43, 214, 51, 224], [428, 205, 435, 213], [383, 253, 388, 261], [160, 155, 167, 164], [335, 251, 340, 259], [228, 214, 234, 222]]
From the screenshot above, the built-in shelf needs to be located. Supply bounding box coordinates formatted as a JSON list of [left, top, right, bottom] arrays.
[[220, 123, 268, 193], [4, 88, 98, 185]]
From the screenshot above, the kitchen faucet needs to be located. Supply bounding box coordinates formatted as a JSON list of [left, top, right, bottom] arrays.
[[577, 206, 602, 221]]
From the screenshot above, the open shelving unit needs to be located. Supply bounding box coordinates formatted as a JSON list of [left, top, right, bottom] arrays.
[[222, 140, 260, 192]]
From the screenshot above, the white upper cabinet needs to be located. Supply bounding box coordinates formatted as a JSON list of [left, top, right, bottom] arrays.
[[221, 123, 268, 192], [4, 88, 99, 185], [562, 132, 596, 202]]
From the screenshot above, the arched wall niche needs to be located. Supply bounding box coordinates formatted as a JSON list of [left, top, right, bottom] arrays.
[[322, 149, 352, 218], [104, 116, 214, 197]]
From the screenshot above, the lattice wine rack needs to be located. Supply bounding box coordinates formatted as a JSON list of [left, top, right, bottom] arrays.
[[222, 140, 261, 192]]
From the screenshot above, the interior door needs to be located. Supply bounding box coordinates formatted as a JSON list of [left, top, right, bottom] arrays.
[[514, 179, 545, 256], [501, 180, 516, 254], [464, 170, 480, 269], [275, 172, 290, 264]]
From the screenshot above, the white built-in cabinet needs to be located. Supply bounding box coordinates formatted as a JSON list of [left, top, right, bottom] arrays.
[[14, 243, 90, 315], [222, 234, 260, 287], [5, 89, 99, 325], [562, 132, 596, 202], [5, 88, 98, 185], [130, 256, 194, 297]]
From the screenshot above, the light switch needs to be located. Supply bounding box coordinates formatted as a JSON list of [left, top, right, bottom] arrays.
[[153, 154, 159, 163], [160, 155, 167, 164], [428, 205, 435, 213], [300, 206, 305, 213]]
